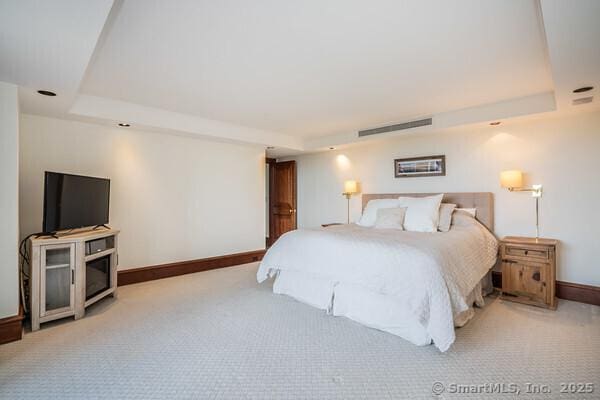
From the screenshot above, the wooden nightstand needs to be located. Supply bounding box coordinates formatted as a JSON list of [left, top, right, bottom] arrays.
[[500, 236, 558, 309]]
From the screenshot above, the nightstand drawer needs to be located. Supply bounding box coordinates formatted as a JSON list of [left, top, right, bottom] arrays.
[[504, 245, 550, 261]]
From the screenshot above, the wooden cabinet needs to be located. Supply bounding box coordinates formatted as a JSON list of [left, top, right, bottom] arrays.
[[29, 228, 119, 331], [500, 236, 557, 309]]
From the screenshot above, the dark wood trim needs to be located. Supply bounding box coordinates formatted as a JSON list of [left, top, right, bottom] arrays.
[[0, 305, 24, 345], [492, 271, 502, 289], [492, 271, 600, 306], [555, 281, 600, 307], [117, 249, 266, 286], [267, 160, 276, 247]]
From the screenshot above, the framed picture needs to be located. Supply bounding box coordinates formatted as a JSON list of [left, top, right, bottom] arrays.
[[394, 155, 446, 178]]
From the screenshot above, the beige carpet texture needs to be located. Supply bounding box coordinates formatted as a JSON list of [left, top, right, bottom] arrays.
[[1, 263, 599, 399]]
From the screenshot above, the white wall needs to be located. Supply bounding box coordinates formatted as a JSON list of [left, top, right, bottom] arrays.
[[287, 111, 600, 286], [0, 82, 20, 318], [20, 114, 265, 270]]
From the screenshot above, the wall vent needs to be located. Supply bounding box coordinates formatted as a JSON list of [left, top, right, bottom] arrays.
[[572, 96, 593, 105], [358, 118, 432, 137]]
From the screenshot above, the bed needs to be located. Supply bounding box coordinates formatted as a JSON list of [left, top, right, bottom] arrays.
[[257, 192, 499, 352]]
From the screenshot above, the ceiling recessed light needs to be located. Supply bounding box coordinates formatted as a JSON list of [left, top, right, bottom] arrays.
[[573, 86, 593, 93], [490, 121, 501, 126], [329, 147, 335, 150], [37, 90, 56, 96], [118, 123, 130, 127]]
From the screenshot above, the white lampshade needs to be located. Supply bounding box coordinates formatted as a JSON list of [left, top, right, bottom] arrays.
[[343, 180, 358, 194], [500, 170, 523, 189]]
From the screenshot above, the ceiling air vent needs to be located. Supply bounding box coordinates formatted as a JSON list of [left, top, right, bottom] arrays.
[[358, 118, 432, 137], [572, 96, 593, 105]]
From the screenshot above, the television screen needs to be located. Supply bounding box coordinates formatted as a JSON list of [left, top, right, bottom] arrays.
[[43, 172, 110, 233]]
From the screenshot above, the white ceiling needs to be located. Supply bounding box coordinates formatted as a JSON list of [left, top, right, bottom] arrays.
[[540, 0, 600, 110], [0, 0, 114, 115], [81, 0, 552, 138], [1, 0, 599, 155]]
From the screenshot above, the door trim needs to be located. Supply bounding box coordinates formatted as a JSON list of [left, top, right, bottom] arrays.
[[267, 158, 276, 247]]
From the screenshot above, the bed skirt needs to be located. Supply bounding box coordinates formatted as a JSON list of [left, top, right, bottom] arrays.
[[272, 269, 492, 347]]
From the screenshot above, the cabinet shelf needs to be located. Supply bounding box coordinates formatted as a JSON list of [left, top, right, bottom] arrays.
[[45, 264, 71, 270], [84, 248, 115, 262]]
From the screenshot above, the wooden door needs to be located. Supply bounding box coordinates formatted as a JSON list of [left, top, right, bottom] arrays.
[[269, 160, 297, 245]]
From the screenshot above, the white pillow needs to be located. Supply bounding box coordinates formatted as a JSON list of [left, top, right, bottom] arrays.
[[452, 209, 478, 227], [357, 199, 400, 227], [397, 194, 444, 232], [374, 207, 407, 230], [438, 203, 456, 232], [456, 208, 477, 217]]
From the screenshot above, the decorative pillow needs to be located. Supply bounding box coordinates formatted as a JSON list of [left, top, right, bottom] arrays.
[[397, 194, 444, 232], [455, 208, 477, 217], [374, 207, 407, 230], [357, 199, 400, 227], [452, 209, 478, 226], [437, 203, 457, 232]]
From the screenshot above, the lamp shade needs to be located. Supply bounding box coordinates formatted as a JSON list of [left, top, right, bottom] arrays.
[[500, 170, 523, 189], [343, 180, 358, 194]]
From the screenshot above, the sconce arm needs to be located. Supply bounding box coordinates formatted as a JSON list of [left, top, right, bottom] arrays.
[[508, 185, 543, 197]]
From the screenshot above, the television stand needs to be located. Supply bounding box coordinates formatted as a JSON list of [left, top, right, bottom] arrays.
[[28, 228, 120, 331]]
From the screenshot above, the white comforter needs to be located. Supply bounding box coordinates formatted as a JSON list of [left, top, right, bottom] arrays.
[[257, 218, 498, 351]]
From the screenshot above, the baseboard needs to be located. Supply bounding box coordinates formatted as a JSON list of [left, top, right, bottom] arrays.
[[0, 305, 24, 345], [117, 249, 266, 286], [492, 271, 600, 306], [555, 281, 600, 306]]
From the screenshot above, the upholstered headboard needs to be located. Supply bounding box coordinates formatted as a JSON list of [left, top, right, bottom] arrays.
[[361, 192, 494, 232]]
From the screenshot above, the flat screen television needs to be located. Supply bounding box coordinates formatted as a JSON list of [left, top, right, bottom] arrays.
[[43, 172, 110, 233]]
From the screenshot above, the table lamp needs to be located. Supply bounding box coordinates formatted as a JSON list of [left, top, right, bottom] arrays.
[[342, 180, 358, 224]]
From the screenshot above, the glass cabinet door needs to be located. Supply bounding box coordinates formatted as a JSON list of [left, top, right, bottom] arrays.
[[41, 244, 75, 316]]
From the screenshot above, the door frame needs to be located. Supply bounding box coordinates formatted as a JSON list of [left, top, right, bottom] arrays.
[[266, 158, 276, 247]]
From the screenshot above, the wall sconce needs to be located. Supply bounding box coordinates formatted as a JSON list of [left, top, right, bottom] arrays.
[[500, 170, 543, 239], [342, 180, 358, 224]]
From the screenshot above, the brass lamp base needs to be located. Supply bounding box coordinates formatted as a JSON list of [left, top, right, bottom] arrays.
[[342, 192, 352, 224]]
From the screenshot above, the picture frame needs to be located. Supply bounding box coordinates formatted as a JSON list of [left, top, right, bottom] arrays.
[[394, 155, 446, 178]]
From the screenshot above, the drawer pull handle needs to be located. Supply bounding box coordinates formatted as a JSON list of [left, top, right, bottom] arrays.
[[532, 271, 540, 281], [524, 250, 529, 255]]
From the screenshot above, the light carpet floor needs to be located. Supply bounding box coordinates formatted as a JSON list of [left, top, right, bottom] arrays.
[[1, 262, 599, 399]]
